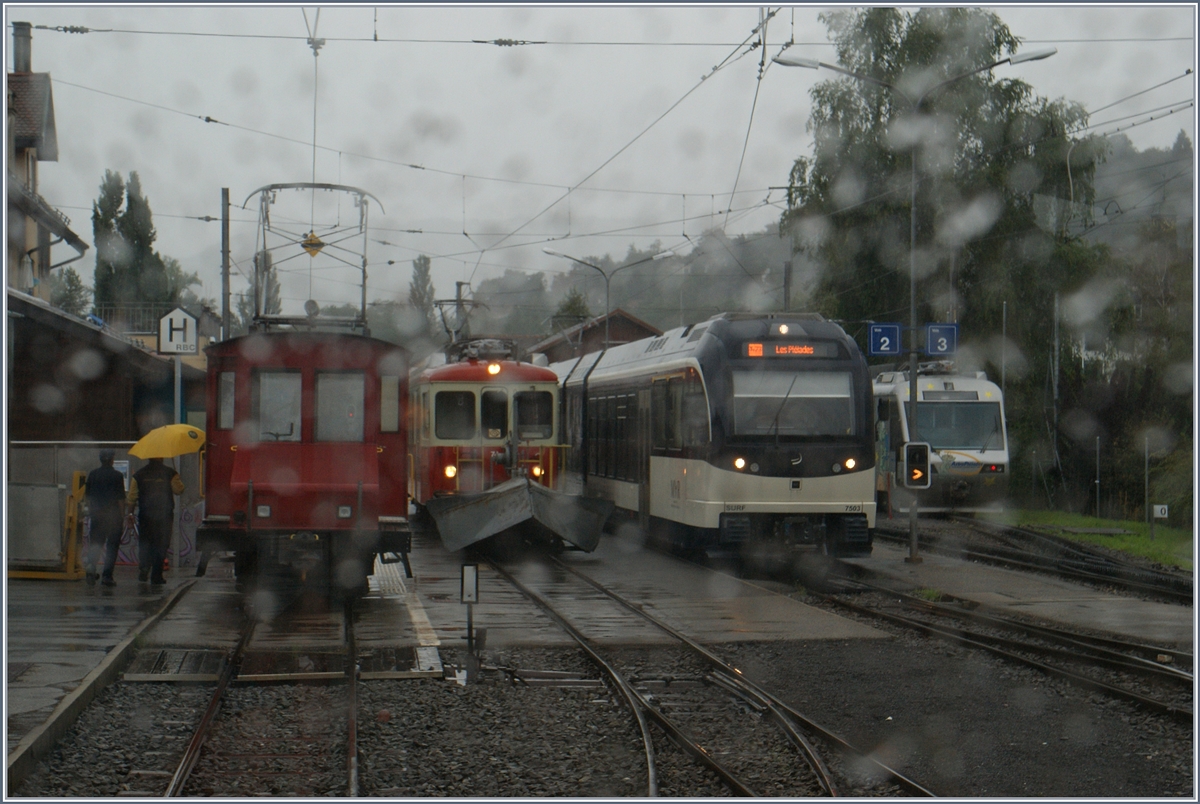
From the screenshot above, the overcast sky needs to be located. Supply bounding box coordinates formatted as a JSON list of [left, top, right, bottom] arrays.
[[8, 4, 1196, 317]]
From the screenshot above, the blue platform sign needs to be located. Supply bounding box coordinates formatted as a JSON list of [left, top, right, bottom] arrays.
[[925, 324, 958, 356], [868, 323, 903, 356]]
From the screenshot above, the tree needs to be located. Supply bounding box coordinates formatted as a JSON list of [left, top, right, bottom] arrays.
[[164, 256, 211, 318], [554, 287, 591, 320], [252, 250, 282, 317], [408, 255, 436, 335], [783, 9, 1107, 325], [91, 170, 178, 310], [47, 266, 92, 317], [779, 8, 1121, 508]]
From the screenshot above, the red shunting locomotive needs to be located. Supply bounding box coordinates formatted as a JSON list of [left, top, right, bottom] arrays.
[[197, 329, 412, 599]]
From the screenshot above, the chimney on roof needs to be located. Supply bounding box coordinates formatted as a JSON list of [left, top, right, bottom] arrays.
[[13, 22, 32, 72]]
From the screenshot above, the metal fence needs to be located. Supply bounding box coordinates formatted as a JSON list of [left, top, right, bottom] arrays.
[[92, 305, 178, 334]]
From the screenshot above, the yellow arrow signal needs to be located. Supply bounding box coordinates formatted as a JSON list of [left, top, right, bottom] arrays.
[[911, 469, 924, 481], [301, 231, 325, 257]]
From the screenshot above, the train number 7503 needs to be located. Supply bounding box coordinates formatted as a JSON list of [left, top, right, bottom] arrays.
[[844, 504, 863, 512]]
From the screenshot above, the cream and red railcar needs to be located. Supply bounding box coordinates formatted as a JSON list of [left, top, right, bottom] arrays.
[[408, 339, 612, 553]]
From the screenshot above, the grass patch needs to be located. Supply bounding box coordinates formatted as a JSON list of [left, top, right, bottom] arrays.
[[977, 509, 1193, 571], [912, 587, 943, 602]]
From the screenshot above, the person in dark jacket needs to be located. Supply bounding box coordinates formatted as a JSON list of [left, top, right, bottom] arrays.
[[84, 449, 127, 586], [127, 457, 184, 585]]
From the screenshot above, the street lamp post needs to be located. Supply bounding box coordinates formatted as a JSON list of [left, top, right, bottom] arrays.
[[774, 46, 1055, 563], [543, 248, 675, 348]]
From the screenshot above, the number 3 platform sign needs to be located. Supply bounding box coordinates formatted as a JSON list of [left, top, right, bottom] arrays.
[[925, 324, 958, 356]]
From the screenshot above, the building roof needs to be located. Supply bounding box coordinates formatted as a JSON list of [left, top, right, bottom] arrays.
[[7, 172, 87, 255], [526, 307, 662, 355], [7, 288, 204, 383], [8, 72, 57, 161]]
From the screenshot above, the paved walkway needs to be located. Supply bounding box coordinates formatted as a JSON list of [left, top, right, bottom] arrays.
[[845, 541, 1194, 647]]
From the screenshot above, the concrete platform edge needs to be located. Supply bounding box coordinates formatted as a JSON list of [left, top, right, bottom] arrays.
[[6, 580, 197, 793]]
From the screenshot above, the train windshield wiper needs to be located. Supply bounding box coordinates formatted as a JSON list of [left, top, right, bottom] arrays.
[[979, 421, 999, 453], [770, 374, 800, 445]]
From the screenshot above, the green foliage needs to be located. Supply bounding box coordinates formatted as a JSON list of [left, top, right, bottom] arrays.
[[980, 509, 1192, 570], [408, 255, 437, 336], [554, 287, 591, 321], [47, 266, 92, 317], [252, 250, 282, 317], [91, 170, 177, 308], [777, 7, 1191, 527]]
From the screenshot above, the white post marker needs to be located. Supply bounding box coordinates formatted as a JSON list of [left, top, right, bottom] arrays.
[[461, 564, 479, 682], [1152, 504, 1168, 542], [159, 307, 198, 573]]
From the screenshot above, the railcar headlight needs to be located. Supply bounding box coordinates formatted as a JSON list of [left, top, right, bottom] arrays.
[[734, 457, 746, 470], [844, 457, 857, 471], [832, 463, 842, 473], [256, 505, 271, 518], [337, 505, 353, 519], [444, 465, 458, 479], [487, 362, 501, 375], [531, 465, 543, 477]]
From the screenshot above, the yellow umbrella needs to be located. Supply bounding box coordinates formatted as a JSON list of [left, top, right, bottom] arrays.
[[128, 424, 206, 459]]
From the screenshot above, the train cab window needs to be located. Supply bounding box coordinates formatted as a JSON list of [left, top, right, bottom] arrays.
[[218, 371, 236, 430], [254, 371, 302, 442], [911, 401, 1004, 450], [316, 372, 365, 442], [515, 391, 553, 439], [681, 375, 709, 447], [731, 370, 855, 437], [380, 376, 401, 433], [435, 391, 476, 440], [422, 392, 430, 438], [482, 390, 508, 439]]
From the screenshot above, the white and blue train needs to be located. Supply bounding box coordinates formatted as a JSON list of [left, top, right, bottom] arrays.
[[546, 312, 876, 563], [872, 362, 1009, 514]]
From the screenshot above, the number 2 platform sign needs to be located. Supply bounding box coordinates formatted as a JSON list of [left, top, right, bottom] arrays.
[[868, 323, 902, 356]]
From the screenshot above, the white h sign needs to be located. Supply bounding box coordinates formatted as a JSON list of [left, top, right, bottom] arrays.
[[158, 308, 198, 354]]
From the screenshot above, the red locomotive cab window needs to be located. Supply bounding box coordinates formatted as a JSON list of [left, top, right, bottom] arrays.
[[482, 390, 508, 440], [217, 371, 235, 430], [515, 391, 553, 439], [254, 371, 302, 442], [316, 372, 365, 442], [380, 375, 401, 433], [435, 391, 476, 440]]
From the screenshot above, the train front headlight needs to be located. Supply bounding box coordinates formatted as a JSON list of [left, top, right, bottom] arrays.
[[531, 465, 543, 477], [337, 505, 353, 519], [256, 505, 271, 518], [444, 465, 458, 479], [844, 457, 857, 471], [734, 457, 746, 470], [487, 362, 501, 375]]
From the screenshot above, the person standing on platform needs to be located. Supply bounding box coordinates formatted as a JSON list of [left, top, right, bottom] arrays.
[[127, 457, 184, 585], [84, 449, 126, 587]]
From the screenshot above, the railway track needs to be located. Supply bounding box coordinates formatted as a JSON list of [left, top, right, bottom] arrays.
[[874, 518, 1193, 605], [489, 552, 934, 797], [818, 581, 1193, 725], [114, 598, 361, 797]]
